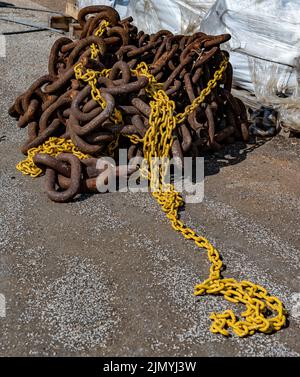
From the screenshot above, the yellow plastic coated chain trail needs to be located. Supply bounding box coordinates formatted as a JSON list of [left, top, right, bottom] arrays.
[[132, 62, 286, 337], [17, 20, 286, 337]]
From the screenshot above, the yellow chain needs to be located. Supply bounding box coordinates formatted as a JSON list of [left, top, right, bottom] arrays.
[[106, 134, 120, 157], [133, 60, 286, 337], [17, 137, 91, 177], [176, 57, 228, 124], [131, 62, 164, 96], [91, 19, 111, 59]]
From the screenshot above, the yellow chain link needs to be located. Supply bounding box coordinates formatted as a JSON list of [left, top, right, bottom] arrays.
[[17, 137, 91, 177]]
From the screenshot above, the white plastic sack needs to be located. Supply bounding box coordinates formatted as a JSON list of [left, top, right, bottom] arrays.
[[126, 0, 215, 35], [78, 0, 115, 8], [75, 0, 216, 45], [200, 0, 300, 130]]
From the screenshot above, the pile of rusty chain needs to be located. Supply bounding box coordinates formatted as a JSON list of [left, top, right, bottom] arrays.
[[9, 5, 249, 203], [8, 6, 287, 339]]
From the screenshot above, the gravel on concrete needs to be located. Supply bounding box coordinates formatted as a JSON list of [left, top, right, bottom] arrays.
[[0, 0, 299, 357]]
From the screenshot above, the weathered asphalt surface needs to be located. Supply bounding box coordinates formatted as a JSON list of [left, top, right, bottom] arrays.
[[0, 0, 299, 357]]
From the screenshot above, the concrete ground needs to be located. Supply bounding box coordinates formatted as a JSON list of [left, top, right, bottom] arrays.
[[0, 0, 299, 357]]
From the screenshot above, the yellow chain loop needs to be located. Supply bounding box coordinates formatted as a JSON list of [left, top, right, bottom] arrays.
[[17, 137, 91, 177]]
